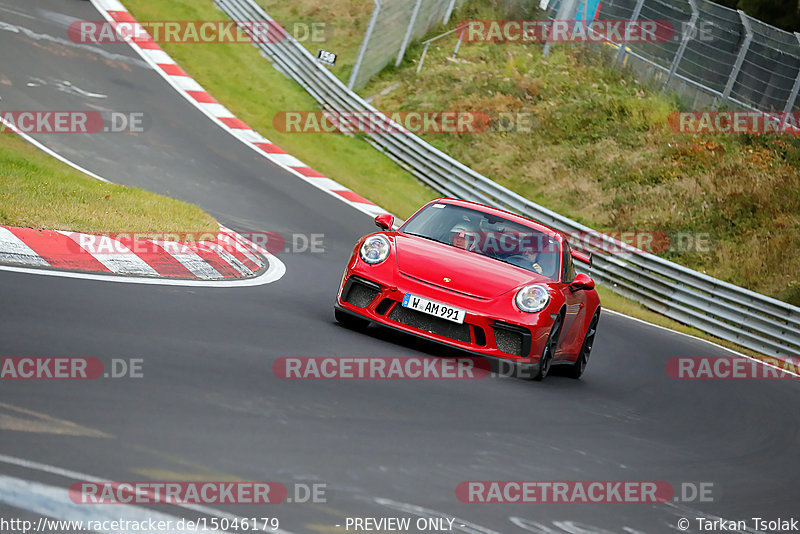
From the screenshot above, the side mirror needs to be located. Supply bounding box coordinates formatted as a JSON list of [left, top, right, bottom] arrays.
[[374, 214, 394, 231], [569, 272, 595, 292]]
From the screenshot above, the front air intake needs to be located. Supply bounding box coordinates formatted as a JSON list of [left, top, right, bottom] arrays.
[[342, 277, 380, 308]]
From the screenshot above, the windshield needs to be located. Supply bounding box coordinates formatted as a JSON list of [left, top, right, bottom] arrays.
[[400, 202, 562, 280]]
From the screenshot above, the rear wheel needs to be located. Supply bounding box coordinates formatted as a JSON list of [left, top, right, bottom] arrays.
[[335, 308, 369, 330], [566, 311, 599, 379], [533, 313, 563, 381]]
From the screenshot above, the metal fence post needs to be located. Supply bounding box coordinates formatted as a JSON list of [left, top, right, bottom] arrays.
[[416, 26, 463, 74], [396, 0, 424, 67], [719, 10, 753, 106], [664, 0, 698, 88], [348, 0, 381, 90], [443, 0, 457, 24], [416, 42, 431, 74], [615, 0, 645, 66], [543, 0, 579, 57], [453, 25, 466, 57], [782, 32, 800, 121]]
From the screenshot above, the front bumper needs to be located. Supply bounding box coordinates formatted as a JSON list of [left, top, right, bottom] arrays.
[[336, 269, 555, 365]]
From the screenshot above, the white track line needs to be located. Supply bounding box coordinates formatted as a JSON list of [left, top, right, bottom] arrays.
[[0, 259, 284, 287], [602, 308, 800, 378], [89, 0, 392, 220], [0, 227, 283, 286], [0, 116, 110, 183], [0, 454, 296, 534], [0, 474, 227, 534]]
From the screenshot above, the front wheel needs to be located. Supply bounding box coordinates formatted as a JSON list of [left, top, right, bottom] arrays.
[[566, 311, 599, 379], [533, 313, 563, 381], [334, 308, 370, 330]]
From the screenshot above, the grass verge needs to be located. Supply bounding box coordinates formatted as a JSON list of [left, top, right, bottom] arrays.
[[255, 0, 373, 85], [123, 0, 436, 220], [0, 133, 217, 234]]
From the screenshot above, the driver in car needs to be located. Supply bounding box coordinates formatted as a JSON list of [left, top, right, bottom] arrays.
[[512, 245, 544, 274], [450, 222, 478, 251], [507, 234, 546, 274], [451, 229, 476, 251]]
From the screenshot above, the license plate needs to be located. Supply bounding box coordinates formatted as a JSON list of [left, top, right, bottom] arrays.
[[402, 293, 466, 324]]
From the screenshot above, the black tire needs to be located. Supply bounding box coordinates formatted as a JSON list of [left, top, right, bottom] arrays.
[[334, 308, 370, 329], [533, 313, 563, 381], [566, 311, 599, 379]]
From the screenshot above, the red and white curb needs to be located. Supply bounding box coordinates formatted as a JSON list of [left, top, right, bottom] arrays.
[[0, 225, 285, 287], [91, 0, 389, 221]]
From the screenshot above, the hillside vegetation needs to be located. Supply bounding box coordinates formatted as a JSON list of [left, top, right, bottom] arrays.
[[264, 0, 800, 304]]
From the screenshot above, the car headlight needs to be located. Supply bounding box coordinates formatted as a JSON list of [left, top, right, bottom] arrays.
[[360, 235, 391, 265], [515, 284, 550, 313]]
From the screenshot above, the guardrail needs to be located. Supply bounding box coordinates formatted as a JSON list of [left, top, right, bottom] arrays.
[[216, 0, 800, 359]]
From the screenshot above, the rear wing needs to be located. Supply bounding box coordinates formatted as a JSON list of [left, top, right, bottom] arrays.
[[571, 250, 593, 268]]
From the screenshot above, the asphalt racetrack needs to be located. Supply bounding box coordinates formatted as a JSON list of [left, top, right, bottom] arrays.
[[1, 1, 798, 533]]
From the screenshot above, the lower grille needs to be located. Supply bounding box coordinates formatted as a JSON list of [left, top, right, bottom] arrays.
[[388, 305, 470, 343], [492, 323, 531, 357], [473, 326, 487, 347], [342, 277, 380, 308], [375, 298, 394, 315]]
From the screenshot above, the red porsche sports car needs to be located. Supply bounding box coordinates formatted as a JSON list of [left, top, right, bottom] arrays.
[[334, 198, 600, 380]]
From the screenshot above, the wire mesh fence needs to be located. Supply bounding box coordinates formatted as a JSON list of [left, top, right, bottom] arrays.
[[348, 0, 462, 90], [544, 0, 800, 113]]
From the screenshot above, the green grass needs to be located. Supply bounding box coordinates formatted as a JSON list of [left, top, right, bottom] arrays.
[[123, 0, 436, 220], [0, 133, 217, 234], [255, 0, 369, 85]]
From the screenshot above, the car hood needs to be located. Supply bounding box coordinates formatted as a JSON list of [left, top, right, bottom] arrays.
[[394, 234, 548, 299]]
